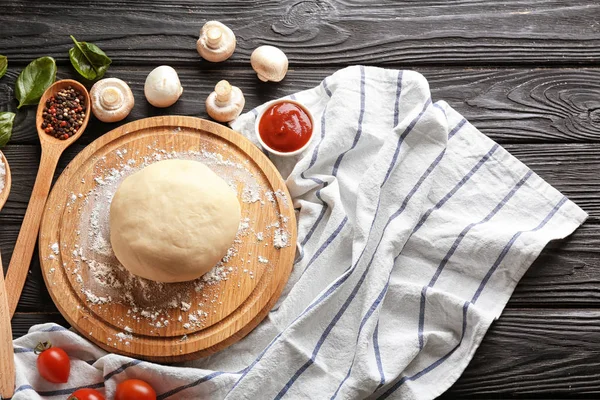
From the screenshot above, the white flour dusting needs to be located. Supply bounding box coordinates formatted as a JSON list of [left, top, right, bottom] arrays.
[[50, 243, 60, 255], [274, 229, 290, 249], [53, 137, 292, 335]]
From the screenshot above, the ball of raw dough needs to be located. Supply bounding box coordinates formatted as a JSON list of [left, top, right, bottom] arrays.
[[109, 159, 241, 283]]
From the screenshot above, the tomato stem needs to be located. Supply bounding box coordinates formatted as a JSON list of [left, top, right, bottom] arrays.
[[34, 341, 52, 355]]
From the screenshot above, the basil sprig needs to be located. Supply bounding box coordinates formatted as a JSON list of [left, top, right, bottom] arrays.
[[15, 56, 57, 109], [69, 35, 112, 81], [0, 112, 15, 148], [0, 55, 6, 79]]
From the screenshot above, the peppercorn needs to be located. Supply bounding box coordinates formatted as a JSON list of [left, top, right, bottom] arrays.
[[41, 88, 86, 140]]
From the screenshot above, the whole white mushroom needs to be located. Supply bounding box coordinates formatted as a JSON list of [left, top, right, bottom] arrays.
[[250, 45, 288, 82], [90, 78, 134, 123], [197, 21, 236, 62], [144, 65, 183, 108], [205, 80, 245, 123]]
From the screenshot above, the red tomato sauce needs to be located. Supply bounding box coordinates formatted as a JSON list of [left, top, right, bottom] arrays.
[[258, 101, 312, 153]]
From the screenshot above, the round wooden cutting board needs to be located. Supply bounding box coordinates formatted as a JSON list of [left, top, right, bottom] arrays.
[[39, 116, 296, 362]]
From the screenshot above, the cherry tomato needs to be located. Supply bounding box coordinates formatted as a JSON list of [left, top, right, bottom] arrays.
[[68, 388, 105, 400], [35, 341, 70, 383], [115, 379, 156, 400]]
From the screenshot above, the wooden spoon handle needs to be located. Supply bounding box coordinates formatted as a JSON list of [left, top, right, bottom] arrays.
[[5, 148, 60, 317], [0, 254, 15, 398]]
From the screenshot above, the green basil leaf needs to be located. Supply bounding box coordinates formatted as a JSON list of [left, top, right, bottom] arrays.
[[15, 56, 57, 109], [69, 35, 112, 81], [0, 112, 15, 148], [0, 55, 7, 79]]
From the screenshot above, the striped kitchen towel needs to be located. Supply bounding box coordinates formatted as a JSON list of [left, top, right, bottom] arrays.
[[10, 66, 587, 400]]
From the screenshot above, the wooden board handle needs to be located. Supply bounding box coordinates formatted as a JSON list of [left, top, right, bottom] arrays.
[[5, 148, 60, 317], [0, 254, 15, 398]]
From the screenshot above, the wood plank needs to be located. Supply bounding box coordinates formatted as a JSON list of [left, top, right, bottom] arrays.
[[2, 67, 600, 146], [11, 313, 69, 340], [1, 1, 599, 66], [0, 142, 598, 225], [3, 204, 599, 312], [9, 309, 600, 397], [513, 223, 600, 307], [1, 227, 58, 313], [443, 309, 600, 397]]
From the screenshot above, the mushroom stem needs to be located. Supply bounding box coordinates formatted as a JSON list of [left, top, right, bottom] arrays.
[[206, 27, 223, 49], [215, 80, 232, 105], [197, 21, 236, 62], [100, 87, 123, 110], [205, 80, 245, 123], [90, 78, 135, 123]]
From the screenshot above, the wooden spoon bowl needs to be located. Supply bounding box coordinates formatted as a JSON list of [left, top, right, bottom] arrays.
[[0, 151, 10, 209], [4, 79, 90, 317], [0, 151, 13, 398], [36, 79, 91, 147]]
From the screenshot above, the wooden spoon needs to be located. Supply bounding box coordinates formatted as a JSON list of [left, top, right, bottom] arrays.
[[4, 79, 90, 317], [0, 151, 15, 398], [0, 151, 9, 209]]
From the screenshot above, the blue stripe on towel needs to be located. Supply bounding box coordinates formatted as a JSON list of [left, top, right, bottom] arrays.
[[417, 170, 533, 350], [373, 321, 386, 390], [14, 381, 105, 397], [295, 73, 362, 266], [304, 117, 467, 396], [332, 66, 366, 177], [411, 143, 499, 235], [104, 359, 142, 380], [157, 370, 239, 400], [227, 220, 355, 393], [376, 196, 568, 399], [383, 98, 430, 186], [278, 142, 497, 396]]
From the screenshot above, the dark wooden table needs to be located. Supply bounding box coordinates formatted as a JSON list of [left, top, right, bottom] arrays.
[[1, 1, 600, 398]]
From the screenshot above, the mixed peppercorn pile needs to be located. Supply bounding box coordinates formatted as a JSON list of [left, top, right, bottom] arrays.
[[41, 87, 86, 140]]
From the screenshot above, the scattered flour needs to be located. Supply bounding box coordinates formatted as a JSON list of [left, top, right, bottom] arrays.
[[55, 141, 292, 337], [50, 243, 60, 255], [274, 229, 290, 249], [242, 187, 261, 203]]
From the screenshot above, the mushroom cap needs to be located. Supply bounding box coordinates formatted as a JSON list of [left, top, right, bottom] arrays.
[[206, 80, 245, 123], [90, 78, 134, 123], [197, 21, 236, 62], [144, 65, 183, 108], [250, 45, 289, 82]]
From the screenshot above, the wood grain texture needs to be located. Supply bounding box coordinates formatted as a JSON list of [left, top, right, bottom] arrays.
[[39, 116, 297, 361], [1, 143, 598, 225], [0, 152, 10, 210], [0, 156, 14, 398], [9, 308, 600, 397], [1, 1, 600, 66], [0, 155, 15, 398], [1, 145, 599, 313], [442, 309, 600, 397], [10, 313, 68, 340], [6, 221, 600, 311], [0, 254, 15, 398], [1, 225, 56, 313], [0, 1, 598, 396], [3, 67, 600, 146], [4, 80, 91, 317]]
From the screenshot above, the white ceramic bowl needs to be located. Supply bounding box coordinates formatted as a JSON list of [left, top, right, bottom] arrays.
[[254, 99, 314, 157]]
